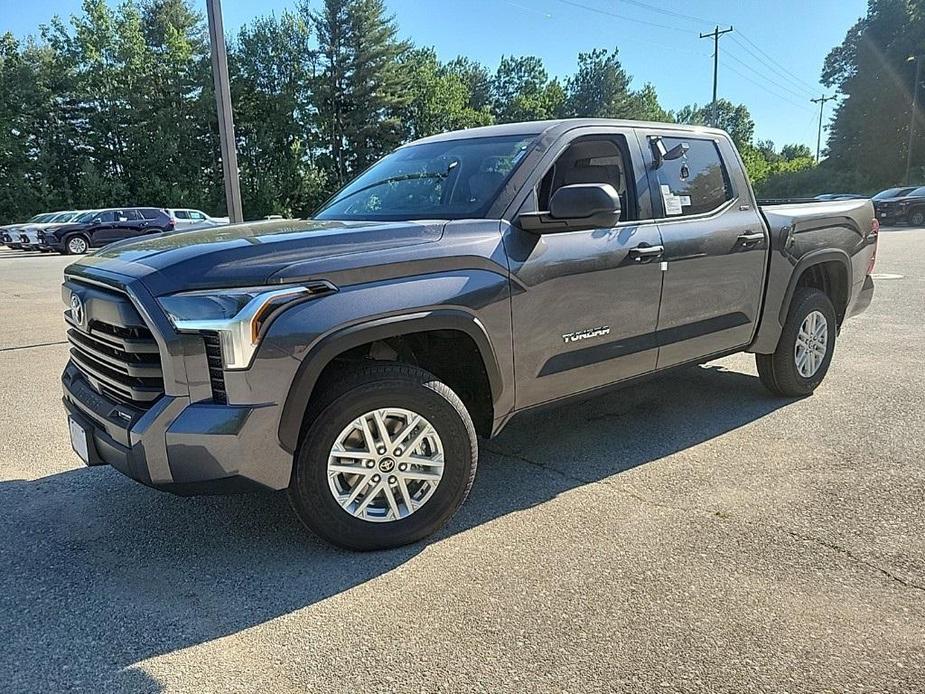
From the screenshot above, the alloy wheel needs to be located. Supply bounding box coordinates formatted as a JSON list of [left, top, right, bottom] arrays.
[[794, 310, 828, 378], [326, 408, 444, 522]]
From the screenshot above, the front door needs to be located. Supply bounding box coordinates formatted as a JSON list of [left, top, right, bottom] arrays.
[[505, 130, 665, 409], [642, 131, 768, 368]]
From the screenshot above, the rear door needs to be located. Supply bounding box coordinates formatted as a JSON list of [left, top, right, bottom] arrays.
[[504, 127, 665, 409], [641, 129, 768, 368]]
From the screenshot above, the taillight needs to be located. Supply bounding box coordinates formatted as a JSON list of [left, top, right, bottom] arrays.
[[867, 217, 879, 274]]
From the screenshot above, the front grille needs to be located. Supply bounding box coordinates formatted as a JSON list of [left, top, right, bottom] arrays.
[[65, 282, 164, 408], [202, 332, 227, 403]]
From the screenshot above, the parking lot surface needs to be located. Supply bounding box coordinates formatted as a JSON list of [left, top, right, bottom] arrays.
[[1, 229, 923, 693]]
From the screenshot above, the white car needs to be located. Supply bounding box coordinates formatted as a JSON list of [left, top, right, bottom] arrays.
[[18, 211, 88, 251], [165, 208, 230, 228]]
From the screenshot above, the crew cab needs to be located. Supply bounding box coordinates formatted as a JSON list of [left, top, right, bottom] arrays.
[[59, 119, 877, 551], [43, 207, 175, 255]]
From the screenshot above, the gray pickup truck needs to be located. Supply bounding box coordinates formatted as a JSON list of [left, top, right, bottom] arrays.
[[60, 119, 877, 550]]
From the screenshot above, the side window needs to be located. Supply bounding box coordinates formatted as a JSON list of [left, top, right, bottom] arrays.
[[189, 210, 206, 220], [175, 210, 190, 219], [97, 210, 117, 223], [654, 137, 733, 217], [537, 136, 637, 222], [124, 209, 143, 221], [140, 208, 161, 220]]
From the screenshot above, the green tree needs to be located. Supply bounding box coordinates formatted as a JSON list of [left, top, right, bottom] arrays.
[[445, 56, 493, 112], [311, 0, 411, 184], [491, 55, 564, 123], [398, 48, 492, 140], [563, 48, 631, 118], [822, 0, 925, 186], [674, 99, 756, 150], [232, 11, 326, 217]]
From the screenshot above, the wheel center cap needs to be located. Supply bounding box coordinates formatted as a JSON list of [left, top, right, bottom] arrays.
[[379, 457, 396, 473]]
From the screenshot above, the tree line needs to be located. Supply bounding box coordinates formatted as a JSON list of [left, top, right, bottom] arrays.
[[1, 0, 839, 225]]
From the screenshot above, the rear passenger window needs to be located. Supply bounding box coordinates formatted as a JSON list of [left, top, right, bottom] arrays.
[[175, 210, 190, 219], [654, 137, 733, 217], [140, 208, 161, 220]]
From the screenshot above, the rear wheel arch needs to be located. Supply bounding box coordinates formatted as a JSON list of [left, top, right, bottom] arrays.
[[780, 251, 851, 328], [278, 310, 503, 453]]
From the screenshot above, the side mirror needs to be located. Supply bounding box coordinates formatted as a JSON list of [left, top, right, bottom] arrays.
[[517, 183, 622, 234]]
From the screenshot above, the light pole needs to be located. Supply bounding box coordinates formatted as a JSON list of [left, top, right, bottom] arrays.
[[905, 54, 923, 186], [206, 0, 244, 223]]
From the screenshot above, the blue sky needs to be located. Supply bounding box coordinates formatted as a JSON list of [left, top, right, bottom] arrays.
[[4, 0, 867, 149]]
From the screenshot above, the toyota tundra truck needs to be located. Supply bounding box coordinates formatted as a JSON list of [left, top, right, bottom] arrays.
[[60, 119, 877, 550]]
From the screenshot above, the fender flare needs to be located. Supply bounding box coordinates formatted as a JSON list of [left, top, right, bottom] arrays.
[[277, 308, 504, 453], [777, 249, 852, 325]]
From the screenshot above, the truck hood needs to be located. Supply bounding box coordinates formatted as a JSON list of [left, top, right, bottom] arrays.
[[67, 218, 445, 295]]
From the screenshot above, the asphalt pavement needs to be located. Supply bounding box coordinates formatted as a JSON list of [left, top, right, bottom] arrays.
[[0, 229, 923, 693]]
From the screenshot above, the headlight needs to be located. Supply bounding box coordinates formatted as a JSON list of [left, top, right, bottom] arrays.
[[158, 283, 335, 369]]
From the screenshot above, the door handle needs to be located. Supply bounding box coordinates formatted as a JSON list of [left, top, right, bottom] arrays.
[[737, 231, 765, 246], [629, 244, 664, 262]]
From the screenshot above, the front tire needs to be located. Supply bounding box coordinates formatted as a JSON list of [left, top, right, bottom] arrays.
[[288, 364, 478, 551], [64, 234, 90, 255], [907, 208, 925, 227], [756, 287, 837, 397]]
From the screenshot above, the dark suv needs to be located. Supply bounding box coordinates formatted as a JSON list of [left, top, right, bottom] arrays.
[[42, 208, 175, 255], [873, 186, 925, 226]]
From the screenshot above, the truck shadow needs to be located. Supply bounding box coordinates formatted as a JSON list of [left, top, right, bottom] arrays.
[[0, 362, 789, 692]]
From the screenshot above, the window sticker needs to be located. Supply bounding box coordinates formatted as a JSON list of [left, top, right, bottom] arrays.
[[679, 195, 692, 207], [660, 185, 683, 216]]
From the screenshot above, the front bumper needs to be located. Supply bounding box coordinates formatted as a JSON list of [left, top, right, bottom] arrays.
[[63, 354, 293, 495]]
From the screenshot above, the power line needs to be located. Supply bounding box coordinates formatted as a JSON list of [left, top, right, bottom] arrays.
[[722, 62, 815, 113], [550, 0, 691, 34], [730, 35, 818, 98], [618, 0, 719, 27], [723, 50, 819, 103], [736, 30, 822, 94]]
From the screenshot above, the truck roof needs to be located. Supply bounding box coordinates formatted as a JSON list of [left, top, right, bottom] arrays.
[[407, 118, 728, 147]]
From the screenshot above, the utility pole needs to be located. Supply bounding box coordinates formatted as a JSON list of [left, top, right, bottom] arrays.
[[810, 95, 836, 163], [206, 0, 244, 223], [699, 25, 734, 127], [906, 55, 923, 185]]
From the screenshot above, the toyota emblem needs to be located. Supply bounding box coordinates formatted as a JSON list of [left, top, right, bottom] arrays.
[[70, 294, 85, 327]]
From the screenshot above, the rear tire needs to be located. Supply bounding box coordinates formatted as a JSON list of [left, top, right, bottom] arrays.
[[288, 363, 477, 551], [908, 208, 925, 227], [756, 287, 837, 397]]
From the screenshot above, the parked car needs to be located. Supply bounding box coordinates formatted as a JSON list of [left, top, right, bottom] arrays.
[[814, 193, 866, 201], [18, 210, 89, 251], [165, 208, 229, 227], [871, 186, 917, 221], [1, 213, 59, 249], [42, 207, 175, 254], [872, 185, 925, 226], [60, 119, 877, 551]]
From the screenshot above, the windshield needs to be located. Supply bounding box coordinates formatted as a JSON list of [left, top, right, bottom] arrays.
[[315, 135, 535, 221], [873, 187, 914, 200], [75, 211, 99, 223], [49, 212, 74, 222], [31, 213, 55, 223]]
